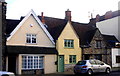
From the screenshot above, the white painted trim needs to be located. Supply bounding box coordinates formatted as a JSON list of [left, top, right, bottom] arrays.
[[7, 9, 55, 45], [20, 54, 45, 56], [21, 54, 44, 70]]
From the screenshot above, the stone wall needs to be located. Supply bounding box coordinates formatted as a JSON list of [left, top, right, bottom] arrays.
[[64, 64, 75, 72], [82, 29, 112, 65], [22, 69, 44, 75]]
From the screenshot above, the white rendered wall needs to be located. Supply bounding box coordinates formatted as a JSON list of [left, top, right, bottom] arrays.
[[112, 48, 120, 67]]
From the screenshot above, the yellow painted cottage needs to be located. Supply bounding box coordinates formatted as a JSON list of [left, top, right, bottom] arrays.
[[56, 21, 81, 72], [37, 9, 86, 72]]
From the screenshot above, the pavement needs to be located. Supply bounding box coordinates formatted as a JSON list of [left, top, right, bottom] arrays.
[[112, 67, 120, 72], [16, 67, 120, 76], [42, 67, 120, 76]]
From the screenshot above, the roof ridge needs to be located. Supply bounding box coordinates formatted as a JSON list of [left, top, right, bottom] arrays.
[[38, 15, 89, 25]]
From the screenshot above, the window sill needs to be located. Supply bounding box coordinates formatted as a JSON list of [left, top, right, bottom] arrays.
[[64, 47, 74, 49], [69, 63, 76, 64], [95, 47, 102, 49], [26, 43, 37, 45]]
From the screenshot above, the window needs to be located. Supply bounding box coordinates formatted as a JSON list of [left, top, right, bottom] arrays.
[[26, 34, 36, 44], [22, 55, 44, 69], [64, 39, 74, 48], [95, 40, 102, 48], [116, 56, 120, 63], [69, 55, 76, 64]]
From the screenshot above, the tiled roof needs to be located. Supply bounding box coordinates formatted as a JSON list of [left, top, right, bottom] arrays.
[[72, 22, 96, 45], [6, 16, 96, 46], [82, 28, 97, 46], [7, 45, 58, 55], [102, 34, 119, 47], [6, 19, 21, 35], [6, 11, 120, 50], [38, 16, 68, 40], [38, 16, 96, 44]]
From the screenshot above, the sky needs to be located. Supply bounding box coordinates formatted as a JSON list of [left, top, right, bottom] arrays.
[[6, 0, 120, 23]]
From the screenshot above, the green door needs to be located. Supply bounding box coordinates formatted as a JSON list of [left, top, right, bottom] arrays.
[[58, 55, 64, 72]]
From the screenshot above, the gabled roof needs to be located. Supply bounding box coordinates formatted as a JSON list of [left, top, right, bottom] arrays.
[[6, 11, 120, 49], [38, 16, 96, 44], [82, 28, 97, 46], [6, 14, 96, 46], [38, 16, 68, 41], [72, 22, 96, 45], [7, 10, 55, 44]]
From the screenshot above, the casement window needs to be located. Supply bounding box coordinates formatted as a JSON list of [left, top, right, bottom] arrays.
[[22, 55, 44, 69], [116, 56, 120, 63], [69, 55, 76, 64], [26, 34, 36, 44], [64, 39, 74, 48], [95, 40, 102, 48]]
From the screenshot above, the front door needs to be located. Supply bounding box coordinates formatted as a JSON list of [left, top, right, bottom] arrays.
[[8, 55, 16, 74], [58, 55, 64, 72]]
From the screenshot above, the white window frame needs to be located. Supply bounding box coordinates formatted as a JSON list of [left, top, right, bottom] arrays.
[[22, 55, 44, 69], [26, 34, 37, 44]]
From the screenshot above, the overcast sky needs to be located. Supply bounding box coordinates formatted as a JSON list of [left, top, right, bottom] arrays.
[[6, 0, 120, 23]]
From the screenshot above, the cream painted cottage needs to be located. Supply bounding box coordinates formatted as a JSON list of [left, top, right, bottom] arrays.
[[6, 10, 58, 74]]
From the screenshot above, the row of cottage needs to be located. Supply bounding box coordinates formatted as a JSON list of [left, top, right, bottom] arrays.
[[5, 9, 120, 75], [0, 1, 118, 74]]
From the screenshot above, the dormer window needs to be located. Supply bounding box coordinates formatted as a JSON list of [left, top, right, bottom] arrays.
[[26, 34, 36, 44]]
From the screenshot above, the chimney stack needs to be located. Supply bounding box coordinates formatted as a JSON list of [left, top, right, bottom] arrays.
[[104, 11, 112, 19], [41, 12, 45, 24], [65, 9, 72, 21], [96, 14, 100, 22]]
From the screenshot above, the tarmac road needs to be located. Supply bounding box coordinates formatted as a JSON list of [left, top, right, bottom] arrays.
[[42, 71, 120, 76]]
